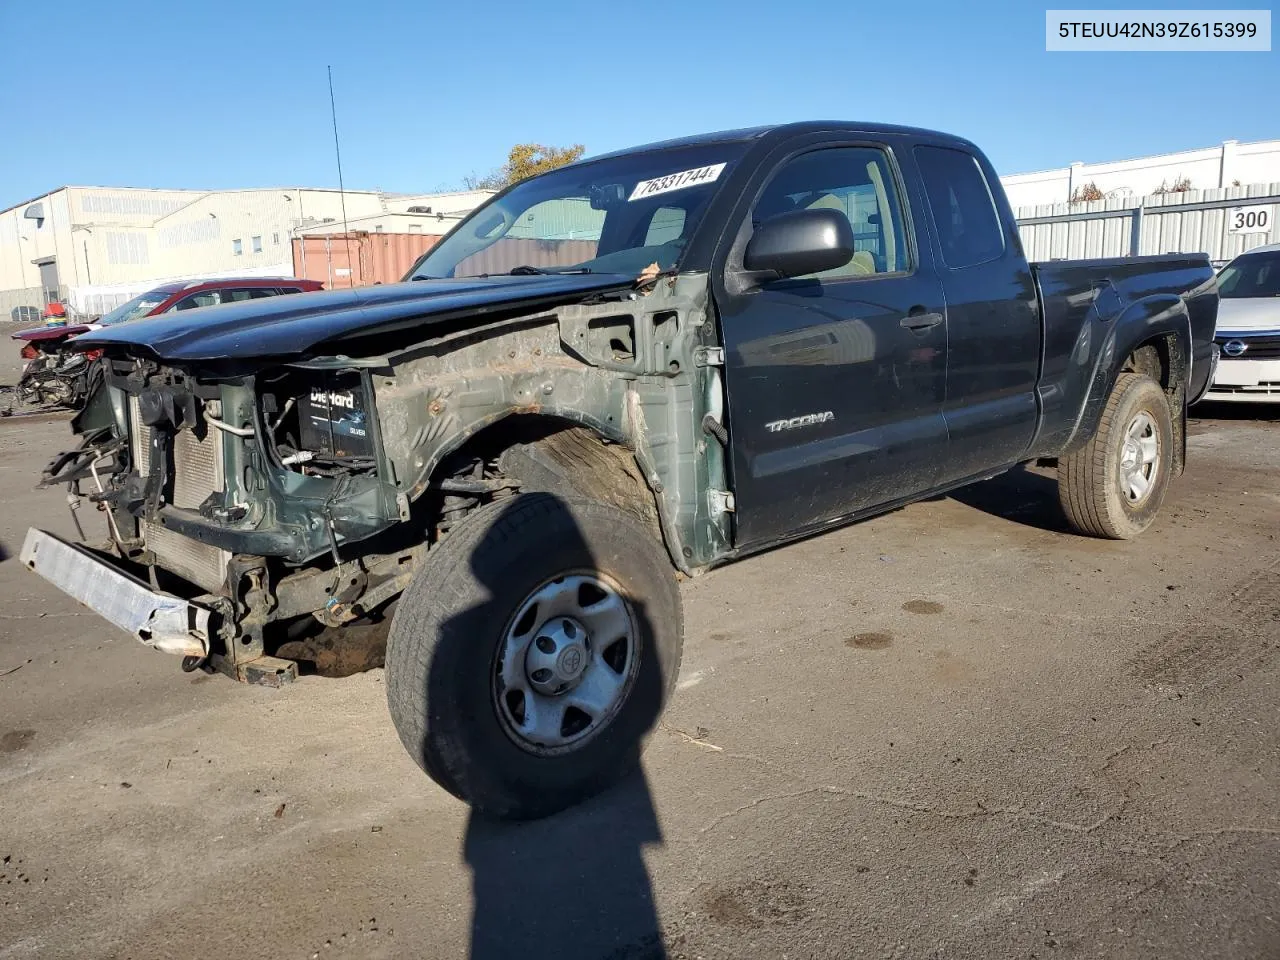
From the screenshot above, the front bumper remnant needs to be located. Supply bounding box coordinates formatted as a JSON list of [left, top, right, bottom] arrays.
[[20, 528, 214, 657]]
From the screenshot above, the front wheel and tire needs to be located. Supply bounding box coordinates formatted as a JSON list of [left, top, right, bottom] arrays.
[[385, 493, 683, 820], [1057, 372, 1174, 539]]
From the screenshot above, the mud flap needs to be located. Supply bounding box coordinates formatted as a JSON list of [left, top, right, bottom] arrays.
[[1173, 386, 1187, 478]]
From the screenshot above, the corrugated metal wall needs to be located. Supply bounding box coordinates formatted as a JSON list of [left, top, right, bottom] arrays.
[[1016, 182, 1280, 262], [455, 238, 600, 276], [291, 232, 441, 288]]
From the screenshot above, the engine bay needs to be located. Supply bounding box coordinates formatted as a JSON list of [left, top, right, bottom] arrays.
[[259, 369, 378, 477]]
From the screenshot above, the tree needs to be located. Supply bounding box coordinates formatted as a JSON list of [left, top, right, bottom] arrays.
[[504, 143, 585, 184], [461, 169, 507, 191], [461, 143, 586, 191]]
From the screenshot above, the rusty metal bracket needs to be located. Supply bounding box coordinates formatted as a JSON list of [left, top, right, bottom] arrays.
[[209, 653, 298, 686]]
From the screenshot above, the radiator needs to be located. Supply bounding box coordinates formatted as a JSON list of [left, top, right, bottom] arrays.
[[129, 396, 232, 591]]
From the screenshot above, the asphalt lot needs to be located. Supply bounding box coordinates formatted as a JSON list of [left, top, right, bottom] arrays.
[[1, 405, 1277, 960]]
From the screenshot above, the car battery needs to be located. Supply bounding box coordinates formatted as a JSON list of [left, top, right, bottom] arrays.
[[297, 374, 373, 459]]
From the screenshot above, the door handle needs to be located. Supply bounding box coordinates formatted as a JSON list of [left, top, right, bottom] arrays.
[[901, 309, 944, 332]]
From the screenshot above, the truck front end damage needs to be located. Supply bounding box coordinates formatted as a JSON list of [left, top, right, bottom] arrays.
[[24, 275, 730, 684], [25, 355, 415, 682]]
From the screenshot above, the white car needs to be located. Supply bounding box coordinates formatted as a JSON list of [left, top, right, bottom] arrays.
[[1204, 242, 1280, 402]]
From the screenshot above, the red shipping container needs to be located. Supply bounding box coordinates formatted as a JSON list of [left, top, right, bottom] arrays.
[[292, 232, 442, 289]]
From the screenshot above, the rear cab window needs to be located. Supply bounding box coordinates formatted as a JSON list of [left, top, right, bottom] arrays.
[[914, 145, 1006, 269], [749, 145, 911, 282]]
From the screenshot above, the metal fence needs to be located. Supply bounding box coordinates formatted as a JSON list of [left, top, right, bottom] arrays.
[[0, 285, 74, 323], [1015, 182, 1280, 263]]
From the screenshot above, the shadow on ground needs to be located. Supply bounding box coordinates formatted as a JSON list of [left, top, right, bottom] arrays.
[[464, 771, 666, 960], [946, 464, 1072, 533], [1190, 400, 1280, 423], [401, 493, 673, 959]]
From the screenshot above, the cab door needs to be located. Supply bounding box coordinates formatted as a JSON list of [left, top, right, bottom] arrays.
[[716, 141, 949, 548]]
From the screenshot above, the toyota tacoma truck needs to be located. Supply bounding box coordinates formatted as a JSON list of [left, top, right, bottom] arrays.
[[22, 122, 1219, 819]]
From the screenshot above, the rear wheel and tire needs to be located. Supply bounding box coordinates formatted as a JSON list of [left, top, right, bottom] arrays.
[[1057, 372, 1174, 539], [385, 493, 683, 820]]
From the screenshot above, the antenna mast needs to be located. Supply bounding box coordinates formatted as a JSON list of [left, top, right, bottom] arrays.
[[327, 65, 354, 284]]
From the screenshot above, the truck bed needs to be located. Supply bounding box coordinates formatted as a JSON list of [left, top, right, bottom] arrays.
[[1030, 253, 1218, 456]]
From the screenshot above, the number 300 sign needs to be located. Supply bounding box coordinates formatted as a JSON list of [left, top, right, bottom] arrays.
[[1227, 205, 1272, 235]]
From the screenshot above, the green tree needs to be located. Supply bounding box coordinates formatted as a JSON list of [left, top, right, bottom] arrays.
[[504, 143, 585, 183], [463, 143, 586, 190]]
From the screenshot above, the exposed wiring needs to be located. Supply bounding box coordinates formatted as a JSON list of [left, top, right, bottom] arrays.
[[281, 450, 314, 466], [270, 396, 295, 435], [204, 415, 255, 437]]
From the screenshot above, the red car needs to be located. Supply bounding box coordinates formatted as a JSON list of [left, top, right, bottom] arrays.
[[15, 277, 324, 345], [13, 277, 323, 408]]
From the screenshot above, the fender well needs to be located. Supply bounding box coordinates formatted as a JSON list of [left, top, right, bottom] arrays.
[[419, 412, 687, 574], [1063, 294, 1190, 469]]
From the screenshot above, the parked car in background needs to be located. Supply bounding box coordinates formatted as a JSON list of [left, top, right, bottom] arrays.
[[12, 277, 323, 408], [1203, 243, 1280, 402]]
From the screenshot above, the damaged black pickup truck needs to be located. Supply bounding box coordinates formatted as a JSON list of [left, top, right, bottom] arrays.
[[22, 122, 1219, 818]]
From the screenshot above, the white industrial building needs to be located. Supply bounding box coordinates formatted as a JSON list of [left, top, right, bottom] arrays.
[[1000, 138, 1280, 207], [0, 186, 491, 318]]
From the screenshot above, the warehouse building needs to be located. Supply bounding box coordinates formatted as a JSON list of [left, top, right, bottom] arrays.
[[0, 186, 490, 319], [1001, 137, 1280, 207]]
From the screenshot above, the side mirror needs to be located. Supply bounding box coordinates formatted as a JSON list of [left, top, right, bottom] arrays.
[[743, 208, 854, 279]]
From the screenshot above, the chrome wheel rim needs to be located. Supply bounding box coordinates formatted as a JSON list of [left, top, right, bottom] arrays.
[[493, 572, 638, 756], [1119, 411, 1160, 504]]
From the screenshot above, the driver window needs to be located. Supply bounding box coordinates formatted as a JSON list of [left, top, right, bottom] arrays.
[[752, 146, 909, 281], [454, 198, 603, 275]]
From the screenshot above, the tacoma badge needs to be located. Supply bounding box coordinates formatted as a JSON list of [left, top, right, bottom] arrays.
[[765, 411, 835, 433]]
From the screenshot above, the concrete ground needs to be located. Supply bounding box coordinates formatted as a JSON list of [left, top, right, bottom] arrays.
[[1, 405, 1277, 960]]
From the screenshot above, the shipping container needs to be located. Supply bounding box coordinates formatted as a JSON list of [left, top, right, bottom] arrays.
[[291, 232, 442, 288]]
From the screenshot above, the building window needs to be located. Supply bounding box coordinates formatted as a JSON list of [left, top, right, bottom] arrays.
[[232, 238, 243, 256], [273, 232, 280, 245], [251, 235, 263, 254]]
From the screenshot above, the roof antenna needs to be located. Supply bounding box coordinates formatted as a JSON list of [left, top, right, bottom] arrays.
[[327, 65, 354, 286]]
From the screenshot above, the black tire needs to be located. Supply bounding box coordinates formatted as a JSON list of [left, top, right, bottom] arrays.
[[1057, 372, 1174, 539], [385, 493, 683, 819]]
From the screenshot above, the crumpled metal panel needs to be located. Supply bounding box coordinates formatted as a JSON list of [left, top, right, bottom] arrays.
[[372, 274, 731, 571]]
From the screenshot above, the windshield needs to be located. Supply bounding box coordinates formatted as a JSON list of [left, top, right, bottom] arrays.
[[99, 290, 171, 326], [1217, 251, 1280, 299], [408, 144, 746, 280]]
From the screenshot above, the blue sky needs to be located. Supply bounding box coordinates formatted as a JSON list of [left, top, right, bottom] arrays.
[[0, 0, 1275, 203]]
